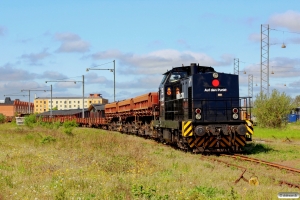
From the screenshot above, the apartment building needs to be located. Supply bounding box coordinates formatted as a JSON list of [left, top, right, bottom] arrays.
[[34, 94, 108, 113]]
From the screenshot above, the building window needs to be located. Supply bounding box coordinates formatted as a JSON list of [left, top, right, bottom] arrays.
[[56, 101, 58, 104], [78, 101, 80, 103], [64, 105, 67, 108], [64, 101, 67, 104], [44, 101, 46, 104], [60, 105, 62, 107], [60, 101, 62, 103], [69, 101, 71, 104], [69, 105, 71, 108], [74, 105, 76, 107]]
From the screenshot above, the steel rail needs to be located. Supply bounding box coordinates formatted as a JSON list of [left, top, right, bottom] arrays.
[[221, 154, 300, 174], [205, 155, 300, 189]]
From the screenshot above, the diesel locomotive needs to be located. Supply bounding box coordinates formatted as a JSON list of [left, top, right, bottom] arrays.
[[152, 63, 253, 152]]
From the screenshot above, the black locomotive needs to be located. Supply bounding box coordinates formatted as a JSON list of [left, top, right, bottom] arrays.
[[153, 63, 253, 152]]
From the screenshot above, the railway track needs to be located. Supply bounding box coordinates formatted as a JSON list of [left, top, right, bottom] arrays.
[[203, 154, 300, 189], [222, 154, 300, 174]]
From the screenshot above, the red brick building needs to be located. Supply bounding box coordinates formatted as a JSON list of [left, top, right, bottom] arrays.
[[0, 97, 34, 117]]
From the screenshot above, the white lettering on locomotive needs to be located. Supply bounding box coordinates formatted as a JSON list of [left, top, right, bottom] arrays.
[[204, 88, 227, 92]]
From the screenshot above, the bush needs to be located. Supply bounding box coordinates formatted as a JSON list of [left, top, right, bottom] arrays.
[[41, 136, 56, 144], [62, 120, 78, 136], [24, 114, 37, 128], [253, 89, 294, 128], [53, 121, 61, 129], [0, 113, 5, 123], [63, 120, 78, 129]]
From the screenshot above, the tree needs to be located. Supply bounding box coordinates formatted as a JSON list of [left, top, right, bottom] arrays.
[[293, 95, 300, 108], [52, 106, 58, 111], [253, 89, 293, 128]]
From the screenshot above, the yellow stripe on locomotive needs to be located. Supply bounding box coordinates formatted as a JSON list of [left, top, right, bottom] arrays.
[[182, 121, 193, 137]]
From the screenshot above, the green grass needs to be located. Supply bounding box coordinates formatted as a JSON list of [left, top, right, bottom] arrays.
[[0, 122, 299, 199], [253, 122, 300, 139]]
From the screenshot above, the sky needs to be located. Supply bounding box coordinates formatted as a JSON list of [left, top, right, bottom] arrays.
[[1, 0, 300, 103]]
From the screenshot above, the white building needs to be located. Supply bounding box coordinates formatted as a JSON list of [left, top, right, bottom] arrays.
[[34, 94, 108, 113]]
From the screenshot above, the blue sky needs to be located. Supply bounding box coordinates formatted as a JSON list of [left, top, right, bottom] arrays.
[[1, 0, 300, 103]]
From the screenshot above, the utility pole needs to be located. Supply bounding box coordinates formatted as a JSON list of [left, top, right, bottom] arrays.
[[46, 75, 85, 118], [86, 60, 116, 102], [21, 89, 50, 114]]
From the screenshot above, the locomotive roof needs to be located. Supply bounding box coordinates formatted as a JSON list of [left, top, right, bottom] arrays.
[[163, 65, 215, 75]]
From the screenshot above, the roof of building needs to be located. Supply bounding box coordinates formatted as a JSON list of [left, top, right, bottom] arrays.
[[88, 104, 105, 111], [37, 109, 87, 116], [0, 97, 15, 105]]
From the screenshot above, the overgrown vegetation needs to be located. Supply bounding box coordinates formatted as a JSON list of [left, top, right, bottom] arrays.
[[62, 120, 78, 135], [0, 122, 299, 199], [0, 113, 5, 123], [253, 89, 294, 128], [24, 114, 37, 128]]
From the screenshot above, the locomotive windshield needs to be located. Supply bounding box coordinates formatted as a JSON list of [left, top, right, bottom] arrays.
[[160, 74, 168, 85], [168, 71, 187, 83]]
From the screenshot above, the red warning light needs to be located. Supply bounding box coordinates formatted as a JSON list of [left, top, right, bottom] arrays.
[[212, 79, 220, 87]]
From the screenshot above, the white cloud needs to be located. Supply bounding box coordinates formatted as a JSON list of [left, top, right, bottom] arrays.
[[91, 49, 233, 75], [55, 82, 81, 89], [39, 71, 69, 80], [55, 32, 90, 53], [20, 49, 51, 65], [248, 33, 260, 43], [0, 64, 37, 81], [85, 72, 108, 84], [269, 10, 300, 31], [0, 81, 45, 100], [242, 57, 300, 78], [91, 49, 123, 60]]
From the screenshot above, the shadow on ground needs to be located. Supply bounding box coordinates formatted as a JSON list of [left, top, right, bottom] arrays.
[[242, 143, 275, 155]]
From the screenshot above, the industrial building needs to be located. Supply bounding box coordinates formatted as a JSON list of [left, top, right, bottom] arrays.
[[0, 97, 34, 117]]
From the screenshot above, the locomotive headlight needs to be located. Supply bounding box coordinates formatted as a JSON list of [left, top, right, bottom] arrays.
[[213, 72, 218, 78], [233, 113, 238, 119], [195, 114, 201, 120]]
